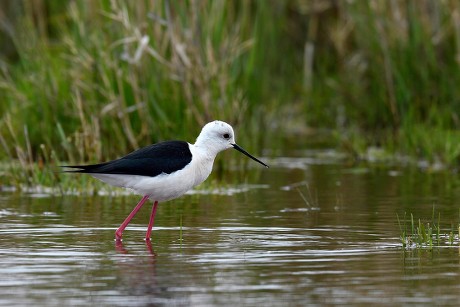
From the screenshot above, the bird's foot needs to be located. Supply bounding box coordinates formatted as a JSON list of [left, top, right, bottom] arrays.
[[115, 231, 123, 242]]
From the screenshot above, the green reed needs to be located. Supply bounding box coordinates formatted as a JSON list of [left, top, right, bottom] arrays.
[[398, 208, 460, 249], [2, 1, 460, 188], [1, 0, 284, 188], [305, 1, 460, 167]]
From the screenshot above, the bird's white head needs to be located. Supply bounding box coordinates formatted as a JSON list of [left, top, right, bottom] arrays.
[[195, 120, 236, 154], [194, 120, 269, 168]]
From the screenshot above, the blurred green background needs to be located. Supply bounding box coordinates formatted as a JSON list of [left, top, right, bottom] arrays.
[[2, 0, 460, 187]]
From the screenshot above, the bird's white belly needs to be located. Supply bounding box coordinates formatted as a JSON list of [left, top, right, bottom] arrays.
[[91, 156, 213, 201]]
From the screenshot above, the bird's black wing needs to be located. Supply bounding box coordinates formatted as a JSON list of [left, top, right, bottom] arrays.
[[62, 140, 192, 177]]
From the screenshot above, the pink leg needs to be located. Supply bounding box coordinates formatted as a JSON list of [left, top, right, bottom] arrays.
[[115, 195, 149, 241], [145, 201, 159, 241]]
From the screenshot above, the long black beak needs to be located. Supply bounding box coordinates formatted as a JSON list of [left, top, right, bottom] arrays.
[[232, 144, 269, 168]]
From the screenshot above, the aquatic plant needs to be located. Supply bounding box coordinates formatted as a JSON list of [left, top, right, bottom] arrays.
[[3, 1, 460, 188], [1, 0, 278, 188], [397, 208, 460, 249]]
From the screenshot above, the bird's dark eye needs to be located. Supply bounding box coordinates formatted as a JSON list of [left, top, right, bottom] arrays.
[[223, 133, 230, 139]]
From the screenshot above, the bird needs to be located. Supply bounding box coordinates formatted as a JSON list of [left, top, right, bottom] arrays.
[[63, 120, 269, 241]]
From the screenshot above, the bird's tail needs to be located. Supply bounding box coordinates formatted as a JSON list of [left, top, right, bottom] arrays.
[[60, 163, 108, 173]]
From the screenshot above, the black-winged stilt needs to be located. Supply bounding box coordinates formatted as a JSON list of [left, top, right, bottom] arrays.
[[63, 120, 268, 241]]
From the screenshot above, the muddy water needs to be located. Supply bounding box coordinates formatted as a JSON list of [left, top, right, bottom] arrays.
[[1, 150, 460, 306]]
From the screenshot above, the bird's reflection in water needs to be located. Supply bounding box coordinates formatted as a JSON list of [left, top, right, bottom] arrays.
[[114, 240, 127, 254], [145, 239, 156, 255], [112, 239, 188, 305], [114, 239, 156, 256]]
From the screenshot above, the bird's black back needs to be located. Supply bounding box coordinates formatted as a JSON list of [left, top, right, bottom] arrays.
[[63, 140, 192, 177]]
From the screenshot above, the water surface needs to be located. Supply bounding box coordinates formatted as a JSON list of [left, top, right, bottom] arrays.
[[1, 150, 460, 306]]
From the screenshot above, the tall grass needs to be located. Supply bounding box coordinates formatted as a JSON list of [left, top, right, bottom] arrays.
[[303, 1, 460, 165], [1, 1, 275, 157], [1, 0, 290, 188], [397, 208, 460, 249], [2, 1, 460, 188]]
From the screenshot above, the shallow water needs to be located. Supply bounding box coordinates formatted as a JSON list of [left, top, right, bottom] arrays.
[[1, 150, 460, 306]]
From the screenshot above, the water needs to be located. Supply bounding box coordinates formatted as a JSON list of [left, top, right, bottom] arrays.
[[1, 150, 460, 306]]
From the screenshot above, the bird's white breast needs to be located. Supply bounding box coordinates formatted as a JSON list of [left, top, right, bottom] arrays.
[[91, 143, 215, 201]]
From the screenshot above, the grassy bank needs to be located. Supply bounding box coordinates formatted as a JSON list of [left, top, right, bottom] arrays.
[[2, 1, 460, 188]]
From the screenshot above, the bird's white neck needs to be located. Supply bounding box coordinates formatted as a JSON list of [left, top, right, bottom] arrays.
[[193, 137, 221, 158], [188, 143, 216, 186]]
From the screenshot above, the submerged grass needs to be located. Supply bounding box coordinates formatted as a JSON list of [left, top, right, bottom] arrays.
[[2, 1, 460, 188], [397, 208, 460, 249]]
